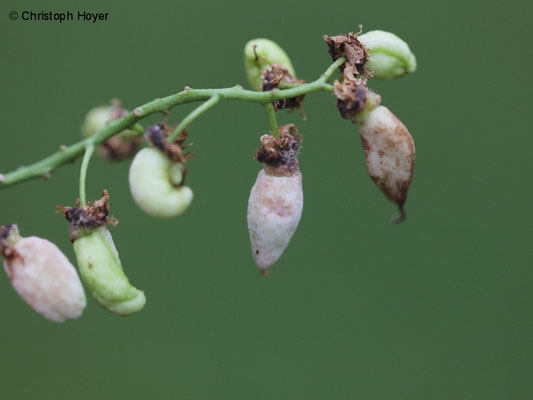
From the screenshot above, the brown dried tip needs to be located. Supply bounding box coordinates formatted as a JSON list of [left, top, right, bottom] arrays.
[[145, 121, 193, 164], [259, 269, 271, 277], [0, 225, 13, 241], [323, 29, 370, 78], [391, 205, 407, 224], [334, 68, 369, 123], [59, 190, 117, 242], [255, 124, 301, 176], [0, 224, 13, 253], [262, 64, 307, 110]]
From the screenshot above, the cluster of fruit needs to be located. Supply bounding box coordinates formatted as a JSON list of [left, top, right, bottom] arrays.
[[1, 29, 417, 322]]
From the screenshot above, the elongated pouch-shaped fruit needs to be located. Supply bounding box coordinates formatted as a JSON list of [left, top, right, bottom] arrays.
[[73, 227, 145, 315], [359, 105, 415, 222]]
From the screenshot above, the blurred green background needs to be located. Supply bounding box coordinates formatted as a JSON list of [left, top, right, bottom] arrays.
[[1, 0, 531, 398]]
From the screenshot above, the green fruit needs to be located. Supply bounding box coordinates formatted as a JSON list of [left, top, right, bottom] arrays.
[[244, 38, 295, 91], [129, 147, 193, 218], [73, 227, 145, 316], [359, 30, 417, 80]]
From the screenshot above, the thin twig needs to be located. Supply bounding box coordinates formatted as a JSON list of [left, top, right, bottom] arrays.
[[168, 95, 221, 142], [264, 103, 279, 136]]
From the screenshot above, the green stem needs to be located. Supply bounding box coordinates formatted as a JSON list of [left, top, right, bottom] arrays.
[[279, 81, 304, 89], [320, 57, 345, 81], [280, 81, 334, 92], [79, 145, 95, 207], [0, 58, 345, 191], [264, 103, 279, 136], [168, 94, 221, 142]]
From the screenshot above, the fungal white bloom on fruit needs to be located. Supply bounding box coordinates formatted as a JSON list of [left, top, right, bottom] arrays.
[[358, 30, 417, 80], [248, 170, 303, 270], [62, 191, 145, 316], [1, 225, 86, 322], [244, 38, 296, 91], [129, 147, 193, 218], [359, 105, 415, 222], [247, 125, 303, 273]]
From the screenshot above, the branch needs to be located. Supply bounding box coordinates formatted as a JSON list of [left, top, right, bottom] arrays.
[[0, 57, 345, 191]]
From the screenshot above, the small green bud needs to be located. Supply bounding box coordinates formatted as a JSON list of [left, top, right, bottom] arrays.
[[129, 147, 193, 218], [81, 105, 137, 139], [81, 106, 112, 138], [244, 38, 295, 91], [73, 227, 146, 316], [81, 105, 140, 160], [358, 30, 417, 80]]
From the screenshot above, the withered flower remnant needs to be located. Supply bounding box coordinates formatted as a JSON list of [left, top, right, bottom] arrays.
[[261, 64, 307, 110], [333, 66, 376, 123], [323, 30, 370, 77]]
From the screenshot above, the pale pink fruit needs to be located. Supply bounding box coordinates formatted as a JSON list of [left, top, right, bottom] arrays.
[[2, 226, 86, 322], [247, 125, 303, 273]]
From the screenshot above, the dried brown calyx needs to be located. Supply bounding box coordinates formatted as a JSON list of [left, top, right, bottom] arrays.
[[145, 121, 194, 164], [255, 124, 302, 176], [323, 28, 370, 78], [333, 66, 370, 123], [0, 224, 18, 260], [0, 224, 14, 241], [59, 190, 117, 242], [262, 64, 306, 110], [99, 100, 141, 161]]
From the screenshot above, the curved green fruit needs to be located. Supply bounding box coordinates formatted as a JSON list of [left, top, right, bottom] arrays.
[[81, 106, 137, 139], [129, 147, 193, 218], [73, 227, 145, 316]]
